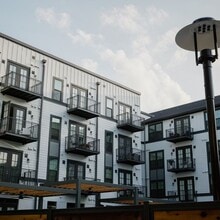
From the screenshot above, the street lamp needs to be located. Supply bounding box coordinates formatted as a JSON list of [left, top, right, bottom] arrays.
[[176, 17, 220, 201]]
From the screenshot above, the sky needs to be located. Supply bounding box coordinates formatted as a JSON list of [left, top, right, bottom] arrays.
[[1, 0, 220, 113]]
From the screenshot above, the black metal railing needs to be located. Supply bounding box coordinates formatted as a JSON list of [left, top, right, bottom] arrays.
[[166, 126, 193, 141], [0, 117, 39, 139], [167, 191, 178, 200], [1, 72, 42, 95], [65, 134, 100, 154], [117, 185, 147, 198], [134, 185, 147, 197], [116, 148, 145, 164], [117, 112, 144, 128], [167, 158, 196, 172], [0, 166, 36, 185], [64, 176, 101, 182], [67, 95, 100, 114]]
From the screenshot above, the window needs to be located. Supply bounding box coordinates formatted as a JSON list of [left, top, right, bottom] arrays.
[[52, 78, 63, 101], [71, 85, 88, 109], [47, 116, 61, 181], [0, 147, 22, 183], [174, 116, 190, 135], [1, 102, 26, 134], [47, 201, 56, 209], [118, 135, 132, 160], [106, 98, 113, 118], [0, 198, 18, 211], [11, 154, 18, 167], [177, 177, 194, 201], [6, 61, 30, 90], [118, 169, 132, 186], [118, 103, 131, 123], [104, 131, 113, 183], [149, 122, 163, 141], [69, 121, 86, 146], [149, 150, 165, 198], [204, 109, 220, 129], [176, 146, 193, 169], [67, 160, 85, 180], [0, 152, 7, 164]]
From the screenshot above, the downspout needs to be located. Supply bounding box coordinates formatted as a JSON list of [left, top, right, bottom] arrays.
[[143, 126, 148, 197], [95, 82, 100, 181], [34, 59, 46, 209], [95, 82, 100, 207]]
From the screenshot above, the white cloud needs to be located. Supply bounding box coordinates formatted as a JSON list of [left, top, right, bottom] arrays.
[[67, 30, 103, 46], [99, 5, 191, 111], [101, 5, 143, 33], [36, 7, 103, 47], [146, 6, 169, 25], [132, 35, 151, 53], [81, 58, 98, 72], [100, 47, 191, 112], [154, 29, 177, 53], [35, 7, 71, 29], [34, 4, 191, 112], [68, 30, 93, 45]]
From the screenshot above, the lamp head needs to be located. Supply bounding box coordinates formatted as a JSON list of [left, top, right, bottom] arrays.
[[175, 17, 220, 51]]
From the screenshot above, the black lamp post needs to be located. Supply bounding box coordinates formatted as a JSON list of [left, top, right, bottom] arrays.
[[176, 17, 220, 201]]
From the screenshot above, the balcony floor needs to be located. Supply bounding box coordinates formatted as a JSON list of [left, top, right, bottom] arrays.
[[0, 132, 38, 144], [65, 146, 99, 156], [117, 124, 144, 133], [1, 86, 41, 101], [166, 135, 193, 143], [67, 108, 99, 119]]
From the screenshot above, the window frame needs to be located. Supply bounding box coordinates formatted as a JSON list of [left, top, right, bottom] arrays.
[[52, 77, 63, 102], [149, 150, 165, 198], [1, 102, 27, 133], [70, 84, 88, 109], [148, 122, 163, 142], [204, 109, 220, 130], [6, 60, 30, 91], [118, 168, 132, 186], [176, 145, 193, 169], [177, 176, 195, 202], [47, 115, 61, 182], [104, 130, 114, 183], [66, 159, 86, 180], [174, 116, 190, 135], [105, 97, 114, 118]]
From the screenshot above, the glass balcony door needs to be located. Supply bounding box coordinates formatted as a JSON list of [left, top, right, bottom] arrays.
[[1, 102, 26, 134], [69, 122, 86, 146], [7, 62, 29, 90], [0, 148, 22, 183], [177, 146, 193, 169], [174, 117, 190, 135], [71, 86, 87, 109], [178, 177, 194, 201], [67, 160, 85, 180]]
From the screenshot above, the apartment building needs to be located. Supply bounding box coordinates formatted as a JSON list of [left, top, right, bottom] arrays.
[[143, 97, 220, 202], [0, 33, 146, 211]]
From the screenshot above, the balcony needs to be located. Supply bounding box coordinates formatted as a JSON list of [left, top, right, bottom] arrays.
[[166, 126, 193, 143], [0, 72, 42, 101], [67, 95, 100, 119], [0, 166, 36, 184], [117, 113, 144, 133], [116, 148, 145, 165], [65, 134, 100, 156], [167, 158, 196, 173], [0, 117, 39, 144]]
